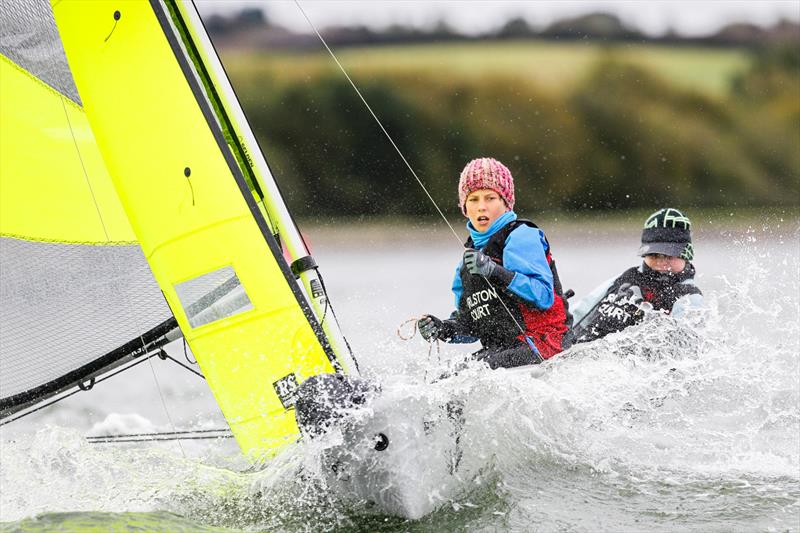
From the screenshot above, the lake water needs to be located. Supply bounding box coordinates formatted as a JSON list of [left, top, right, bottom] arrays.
[[1, 213, 798, 532]]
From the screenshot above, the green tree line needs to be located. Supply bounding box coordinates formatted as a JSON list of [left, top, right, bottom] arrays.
[[229, 46, 799, 218]]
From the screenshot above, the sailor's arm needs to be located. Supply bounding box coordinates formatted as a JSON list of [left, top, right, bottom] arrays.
[[670, 284, 704, 319], [500, 226, 554, 309]]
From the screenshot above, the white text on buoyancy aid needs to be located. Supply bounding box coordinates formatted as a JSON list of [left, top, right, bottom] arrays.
[[596, 291, 641, 324], [467, 286, 499, 321]]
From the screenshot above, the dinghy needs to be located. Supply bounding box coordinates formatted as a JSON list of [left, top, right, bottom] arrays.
[[0, 0, 480, 519]]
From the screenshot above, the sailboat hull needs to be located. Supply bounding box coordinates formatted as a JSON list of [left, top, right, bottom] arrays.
[[295, 373, 484, 519]]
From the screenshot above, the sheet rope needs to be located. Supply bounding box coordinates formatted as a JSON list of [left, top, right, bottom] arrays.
[[294, 0, 531, 341]]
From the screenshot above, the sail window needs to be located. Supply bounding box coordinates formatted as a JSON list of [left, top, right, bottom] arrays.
[[175, 266, 253, 328]]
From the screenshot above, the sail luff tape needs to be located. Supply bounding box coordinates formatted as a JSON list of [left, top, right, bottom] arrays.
[[290, 256, 318, 278]]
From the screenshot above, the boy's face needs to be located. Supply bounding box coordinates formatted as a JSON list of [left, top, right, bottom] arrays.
[[644, 253, 686, 273], [465, 189, 509, 232]]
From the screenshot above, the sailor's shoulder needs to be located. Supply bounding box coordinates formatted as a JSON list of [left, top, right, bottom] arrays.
[[509, 218, 540, 230], [676, 277, 702, 295], [507, 222, 544, 237], [504, 220, 546, 245], [615, 265, 642, 284]]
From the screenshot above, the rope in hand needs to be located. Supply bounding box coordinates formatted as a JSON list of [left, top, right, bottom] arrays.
[[396, 317, 419, 341], [397, 317, 441, 368]]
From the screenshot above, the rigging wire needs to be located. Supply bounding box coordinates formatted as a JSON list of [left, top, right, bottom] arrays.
[[158, 349, 205, 379], [146, 352, 186, 457], [293, 0, 462, 245], [293, 0, 531, 340]]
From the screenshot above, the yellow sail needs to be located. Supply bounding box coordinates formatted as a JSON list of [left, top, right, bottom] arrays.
[[0, 54, 133, 243], [0, 12, 174, 417], [53, 0, 342, 458]]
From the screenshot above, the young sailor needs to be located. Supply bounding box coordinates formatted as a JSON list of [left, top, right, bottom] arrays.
[[418, 157, 572, 369], [569, 207, 703, 344]]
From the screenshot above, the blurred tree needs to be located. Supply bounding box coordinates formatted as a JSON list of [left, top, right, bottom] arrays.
[[497, 18, 535, 39], [233, 8, 268, 28], [226, 47, 799, 217]]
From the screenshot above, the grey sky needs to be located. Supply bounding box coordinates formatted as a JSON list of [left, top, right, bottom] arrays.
[[196, 1, 800, 37]]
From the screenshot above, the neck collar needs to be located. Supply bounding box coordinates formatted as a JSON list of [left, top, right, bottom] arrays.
[[640, 261, 696, 284], [467, 211, 517, 248]]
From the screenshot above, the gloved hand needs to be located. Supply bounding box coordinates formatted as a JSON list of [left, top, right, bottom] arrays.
[[463, 248, 515, 286], [463, 248, 497, 277], [418, 315, 444, 341]]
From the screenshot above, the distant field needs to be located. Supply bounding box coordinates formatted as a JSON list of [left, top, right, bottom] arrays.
[[221, 40, 753, 97]]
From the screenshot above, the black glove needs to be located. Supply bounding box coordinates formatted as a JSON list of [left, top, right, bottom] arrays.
[[418, 315, 443, 341], [463, 248, 514, 285], [418, 315, 461, 342], [463, 248, 496, 277]]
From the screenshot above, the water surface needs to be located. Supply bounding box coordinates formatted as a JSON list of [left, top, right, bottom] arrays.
[[2, 215, 798, 532]]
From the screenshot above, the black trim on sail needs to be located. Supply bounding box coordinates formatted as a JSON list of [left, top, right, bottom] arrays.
[[149, 0, 343, 372], [0, 317, 178, 418], [178, 1, 323, 279]]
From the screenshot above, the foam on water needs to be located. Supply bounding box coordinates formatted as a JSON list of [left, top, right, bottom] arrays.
[[1, 225, 798, 532]]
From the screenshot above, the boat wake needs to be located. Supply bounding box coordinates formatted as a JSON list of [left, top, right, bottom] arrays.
[[1, 249, 798, 531]]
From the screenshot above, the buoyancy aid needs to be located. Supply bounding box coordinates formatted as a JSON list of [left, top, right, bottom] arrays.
[[570, 262, 701, 344], [457, 219, 572, 358]]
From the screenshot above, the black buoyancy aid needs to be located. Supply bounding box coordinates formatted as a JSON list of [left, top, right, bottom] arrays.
[[571, 263, 701, 344], [457, 219, 572, 351]]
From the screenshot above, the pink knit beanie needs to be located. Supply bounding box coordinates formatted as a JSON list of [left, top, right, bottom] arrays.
[[458, 157, 515, 214]]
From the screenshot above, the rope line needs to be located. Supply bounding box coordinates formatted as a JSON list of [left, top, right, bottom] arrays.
[[293, 0, 461, 244], [315, 269, 358, 371], [183, 337, 197, 365], [295, 1, 530, 340], [396, 317, 418, 341], [146, 353, 186, 457], [396, 316, 442, 381]]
